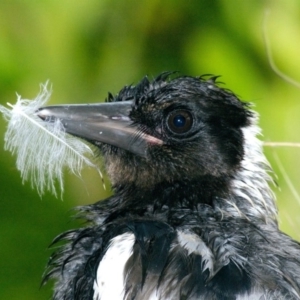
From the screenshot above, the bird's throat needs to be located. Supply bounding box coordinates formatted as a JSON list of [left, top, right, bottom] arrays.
[[114, 175, 231, 212]]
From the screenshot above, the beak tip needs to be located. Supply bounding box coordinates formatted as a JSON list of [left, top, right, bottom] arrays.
[[36, 108, 52, 121], [36, 111, 43, 121]]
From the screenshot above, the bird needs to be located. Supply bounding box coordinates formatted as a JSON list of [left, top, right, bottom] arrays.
[[38, 73, 300, 300]]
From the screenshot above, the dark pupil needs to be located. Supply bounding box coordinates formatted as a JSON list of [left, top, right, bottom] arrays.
[[173, 114, 186, 127], [167, 109, 193, 134]]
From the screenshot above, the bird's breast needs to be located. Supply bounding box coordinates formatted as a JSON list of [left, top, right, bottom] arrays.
[[93, 232, 135, 300], [92, 227, 253, 300]]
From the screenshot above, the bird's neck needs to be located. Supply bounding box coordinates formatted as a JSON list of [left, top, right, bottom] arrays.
[[114, 163, 276, 227], [114, 175, 230, 211], [109, 123, 278, 225]]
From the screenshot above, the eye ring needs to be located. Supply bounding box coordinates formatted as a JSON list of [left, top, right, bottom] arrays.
[[166, 109, 193, 134]]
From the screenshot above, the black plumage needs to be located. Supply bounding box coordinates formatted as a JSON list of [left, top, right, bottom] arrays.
[[39, 73, 300, 300]]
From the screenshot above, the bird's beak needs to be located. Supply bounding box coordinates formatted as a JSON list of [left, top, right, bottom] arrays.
[[37, 101, 163, 157]]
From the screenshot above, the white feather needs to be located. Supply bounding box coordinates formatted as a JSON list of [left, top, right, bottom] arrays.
[[0, 83, 102, 196], [93, 233, 135, 300]]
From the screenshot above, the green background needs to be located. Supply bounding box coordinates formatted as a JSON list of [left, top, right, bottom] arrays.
[[0, 1, 300, 299]]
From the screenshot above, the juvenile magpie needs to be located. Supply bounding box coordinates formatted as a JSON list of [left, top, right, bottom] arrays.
[[38, 73, 300, 300]]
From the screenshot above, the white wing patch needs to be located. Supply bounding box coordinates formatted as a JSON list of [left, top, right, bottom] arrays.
[[93, 233, 135, 300]]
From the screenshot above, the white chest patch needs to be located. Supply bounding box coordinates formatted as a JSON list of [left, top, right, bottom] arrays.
[[93, 232, 135, 300]]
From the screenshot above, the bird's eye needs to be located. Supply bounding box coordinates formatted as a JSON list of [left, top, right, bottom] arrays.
[[166, 110, 193, 134]]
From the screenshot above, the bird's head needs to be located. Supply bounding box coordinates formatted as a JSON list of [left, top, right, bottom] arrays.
[[37, 74, 277, 219], [38, 74, 265, 209]]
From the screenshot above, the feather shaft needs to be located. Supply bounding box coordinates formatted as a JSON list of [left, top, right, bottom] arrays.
[[0, 83, 103, 196]]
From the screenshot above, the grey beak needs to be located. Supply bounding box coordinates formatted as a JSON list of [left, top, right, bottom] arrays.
[[37, 101, 163, 157]]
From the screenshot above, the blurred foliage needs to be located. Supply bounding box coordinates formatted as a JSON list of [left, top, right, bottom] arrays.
[[0, 0, 300, 299]]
